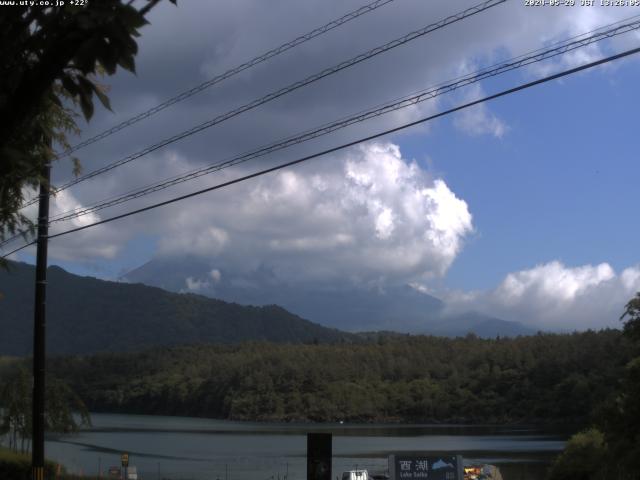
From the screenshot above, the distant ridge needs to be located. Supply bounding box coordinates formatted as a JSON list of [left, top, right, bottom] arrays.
[[0, 261, 357, 356], [124, 255, 535, 337]]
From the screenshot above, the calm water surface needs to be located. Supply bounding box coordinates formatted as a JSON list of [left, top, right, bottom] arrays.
[[44, 413, 567, 480]]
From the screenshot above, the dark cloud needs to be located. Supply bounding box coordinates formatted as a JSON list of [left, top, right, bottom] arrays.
[[14, 0, 638, 289]]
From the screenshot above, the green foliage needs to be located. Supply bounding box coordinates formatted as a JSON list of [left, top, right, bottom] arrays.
[[0, 0, 175, 249], [547, 293, 640, 479], [0, 366, 90, 453], [0, 447, 59, 480], [548, 428, 608, 480], [0, 368, 31, 453], [41, 330, 632, 424], [596, 293, 640, 477], [620, 292, 640, 346], [0, 261, 357, 356]]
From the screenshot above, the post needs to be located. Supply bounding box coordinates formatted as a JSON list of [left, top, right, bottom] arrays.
[[307, 433, 332, 480], [32, 161, 50, 480]]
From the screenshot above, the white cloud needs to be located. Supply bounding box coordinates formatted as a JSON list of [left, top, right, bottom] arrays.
[[148, 142, 473, 285], [452, 84, 507, 138], [210, 269, 222, 283], [51, 190, 101, 228], [185, 276, 210, 292], [158, 225, 228, 257], [6, 189, 121, 262], [496, 261, 615, 305], [22, 0, 639, 293], [441, 261, 640, 331]]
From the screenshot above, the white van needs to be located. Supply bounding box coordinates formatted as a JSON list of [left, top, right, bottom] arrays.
[[342, 470, 369, 480]]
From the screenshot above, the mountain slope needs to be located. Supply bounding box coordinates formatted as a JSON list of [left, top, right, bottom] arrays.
[[124, 256, 534, 336], [0, 261, 357, 356]]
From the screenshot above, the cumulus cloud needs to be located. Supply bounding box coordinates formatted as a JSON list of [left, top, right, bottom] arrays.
[[182, 269, 222, 293], [441, 261, 640, 331], [5, 189, 120, 262], [13, 0, 637, 295], [149, 142, 473, 285], [184, 276, 210, 292]]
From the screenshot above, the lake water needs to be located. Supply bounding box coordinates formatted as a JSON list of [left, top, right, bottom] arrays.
[[44, 413, 567, 480]]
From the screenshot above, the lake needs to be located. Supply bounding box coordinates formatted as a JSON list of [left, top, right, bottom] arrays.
[[44, 413, 567, 480]]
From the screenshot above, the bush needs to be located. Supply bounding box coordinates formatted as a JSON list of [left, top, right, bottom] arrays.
[[547, 428, 607, 480], [0, 447, 60, 480]]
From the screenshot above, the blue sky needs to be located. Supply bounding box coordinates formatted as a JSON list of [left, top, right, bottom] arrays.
[[401, 58, 640, 290], [7, 0, 640, 331]]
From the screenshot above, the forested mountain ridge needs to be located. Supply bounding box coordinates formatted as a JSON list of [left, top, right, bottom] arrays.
[[0, 261, 357, 355], [43, 329, 632, 424], [124, 256, 535, 336]]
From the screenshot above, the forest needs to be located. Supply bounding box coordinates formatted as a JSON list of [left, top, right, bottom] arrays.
[[32, 329, 632, 425]]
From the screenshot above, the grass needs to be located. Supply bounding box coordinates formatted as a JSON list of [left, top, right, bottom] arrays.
[[0, 446, 102, 480]]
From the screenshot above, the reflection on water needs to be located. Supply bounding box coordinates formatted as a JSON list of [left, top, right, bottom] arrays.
[[43, 413, 565, 480]]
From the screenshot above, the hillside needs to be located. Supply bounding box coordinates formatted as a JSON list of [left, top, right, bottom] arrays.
[[0, 261, 357, 355], [124, 255, 534, 336], [41, 330, 632, 424]]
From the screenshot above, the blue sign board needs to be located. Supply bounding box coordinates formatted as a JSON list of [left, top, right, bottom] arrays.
[[389, 455, 463, 480]]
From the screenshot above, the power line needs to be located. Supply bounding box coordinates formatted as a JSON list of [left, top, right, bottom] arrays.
[[44, 18, 640, 225], [57, 0, 397, 158], [21, 0, 506, 209], [4, 44, 638, 259], [4, 15, 639, 248]]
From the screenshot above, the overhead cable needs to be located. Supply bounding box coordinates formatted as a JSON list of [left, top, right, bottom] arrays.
[[4, 43, 638, 258], [21, 0, 506, 210], [58, 0, 397, 157], [45, 18, 640, 225]]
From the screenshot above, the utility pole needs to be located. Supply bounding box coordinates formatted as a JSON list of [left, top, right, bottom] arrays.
[[32, 160, 50, 480]]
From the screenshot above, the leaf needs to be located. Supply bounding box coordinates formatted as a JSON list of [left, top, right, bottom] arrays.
[[60, 74, 79, 97], [73, 42, 97, 74], [92, 83, 112, 111], [118, 54, 136, 73], [71, 156, 82, 177], [78, 93, 94, 121]]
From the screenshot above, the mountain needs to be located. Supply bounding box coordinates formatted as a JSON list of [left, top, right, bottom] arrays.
[[427, 311, 536, 338], [123, 256, 535, 336], [0, 261, 357, 356]]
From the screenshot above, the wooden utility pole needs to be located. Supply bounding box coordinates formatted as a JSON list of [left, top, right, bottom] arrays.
[[32, 161, 50, 480]]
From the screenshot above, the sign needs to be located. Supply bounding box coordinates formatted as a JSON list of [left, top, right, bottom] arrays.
[[389, 455, 463, 480], [121, 453, 129, 467], [108, 466, 121, 478]]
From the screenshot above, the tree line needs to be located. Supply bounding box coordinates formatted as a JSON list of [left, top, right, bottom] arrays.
[[547, 293, 640, 479], [36, 329, 632, 425]]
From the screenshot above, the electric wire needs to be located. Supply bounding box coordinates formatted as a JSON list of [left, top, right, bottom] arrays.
[[4, 44, 638, 258], [44, 18, 640, 225], [3, 13, 637, 248], [20, 0, 506, 210], [57, 0, 397, 158]]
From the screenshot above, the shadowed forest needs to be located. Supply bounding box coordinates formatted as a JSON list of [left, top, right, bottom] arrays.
[[29, 330, 631, 424]]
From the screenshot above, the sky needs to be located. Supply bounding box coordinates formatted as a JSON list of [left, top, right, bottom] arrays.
[[5, 0, 640, 331]]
